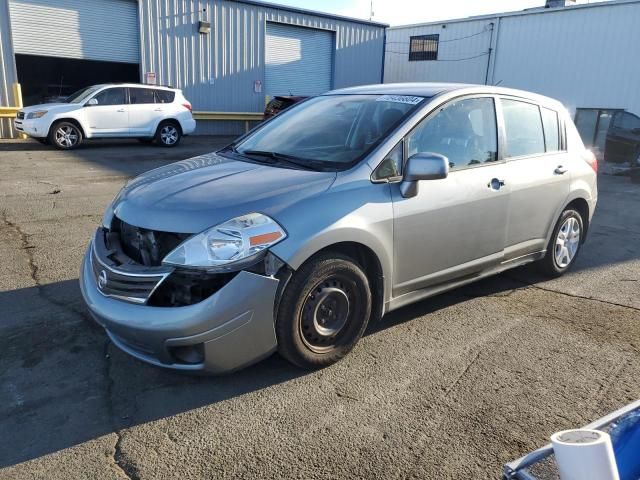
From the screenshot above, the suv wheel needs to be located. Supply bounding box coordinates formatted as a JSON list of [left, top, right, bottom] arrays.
[[539, 208, 584, 277], [155, 121, 181, 147], [276, 253, 372, 369], [49, 121, 82, 150]]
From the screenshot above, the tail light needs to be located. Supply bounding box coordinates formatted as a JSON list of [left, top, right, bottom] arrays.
[[182, 103, 192, 113], [582, 149, 598, 173]]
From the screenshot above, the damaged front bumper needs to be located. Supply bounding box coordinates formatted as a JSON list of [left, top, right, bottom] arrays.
[[79, 230, 281, 374]]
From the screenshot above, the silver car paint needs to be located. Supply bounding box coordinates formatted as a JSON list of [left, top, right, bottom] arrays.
[[80, 83, 597, 373]]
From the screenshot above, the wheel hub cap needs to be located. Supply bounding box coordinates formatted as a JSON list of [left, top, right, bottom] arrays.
[[56, 126, 78, 147], [555, 217, 580, 268], [161, 126, 178, 144], [300, 278, 352, 352]]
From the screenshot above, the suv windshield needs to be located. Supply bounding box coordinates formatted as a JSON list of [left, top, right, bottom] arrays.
[[231, 94, 425, 170], [66, 86, 102, 104]]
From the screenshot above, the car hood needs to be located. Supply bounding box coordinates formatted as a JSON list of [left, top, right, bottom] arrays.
[[112, 152, 337, 233], [20, 103, 79, 114]]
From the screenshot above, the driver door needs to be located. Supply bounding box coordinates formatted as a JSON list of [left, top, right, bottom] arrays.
[[82, 87, 129, 136], [391, 96, 510, 297]]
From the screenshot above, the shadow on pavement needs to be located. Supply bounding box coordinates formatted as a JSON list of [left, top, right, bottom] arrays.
[[0, 269, 525, 468]]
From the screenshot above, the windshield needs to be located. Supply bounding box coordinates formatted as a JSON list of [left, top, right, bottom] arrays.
[[66, 86, 102, 104], [232, 94, 425, 170]]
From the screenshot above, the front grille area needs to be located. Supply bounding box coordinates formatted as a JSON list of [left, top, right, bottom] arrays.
[[111, 217, 189, 267], [93, 221, 241, 307], [91, 229, 172, 304]]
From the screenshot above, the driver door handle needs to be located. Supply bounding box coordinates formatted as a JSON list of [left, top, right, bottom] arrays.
[[488, 178, 506, 190], [555, 165, 569, 175], [116, 108, 126, 113]]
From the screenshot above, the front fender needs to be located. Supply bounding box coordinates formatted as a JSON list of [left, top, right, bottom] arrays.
[[270, 178, 395, 305]]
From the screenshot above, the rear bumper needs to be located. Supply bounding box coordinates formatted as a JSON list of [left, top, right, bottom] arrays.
[[181, 117, 196, 135], [79, 243, 279, 374]]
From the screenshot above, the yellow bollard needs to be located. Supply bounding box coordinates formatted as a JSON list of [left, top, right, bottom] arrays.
[[12, 83, 27, 139]]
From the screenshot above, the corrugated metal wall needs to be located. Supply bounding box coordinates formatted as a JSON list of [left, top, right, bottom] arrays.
[[384, 0, 640, 118], [384, 18, 495, 85], [0, 0, 19, 138], [138, 0, 386, 135], [490, 1, 640, 117]]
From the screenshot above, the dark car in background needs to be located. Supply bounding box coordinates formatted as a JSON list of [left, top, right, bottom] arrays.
[[264, 95, 307, 119], [605, 111, 640, 166]]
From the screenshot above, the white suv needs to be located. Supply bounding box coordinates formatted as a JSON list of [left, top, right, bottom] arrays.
[[14, 83, 196, 149]]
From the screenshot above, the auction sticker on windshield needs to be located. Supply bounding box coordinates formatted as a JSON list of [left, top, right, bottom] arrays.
[[376, 95, 423, 105]]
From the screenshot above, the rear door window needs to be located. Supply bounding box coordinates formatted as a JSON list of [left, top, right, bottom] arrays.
[[541, 107, 560, 152], [501, 99, 545, 158], [129, 88, 156, 104], [155, 90, 175, 103]]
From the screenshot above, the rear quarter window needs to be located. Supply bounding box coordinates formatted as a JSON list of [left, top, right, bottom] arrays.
[[501, 99, 546, 158], [155, 90, 175, 103], [541, 107, 561, 152]]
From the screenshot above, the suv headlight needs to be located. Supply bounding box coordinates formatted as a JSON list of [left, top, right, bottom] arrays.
[[26, 110, 48, 119], [162, 213, 286, 269]]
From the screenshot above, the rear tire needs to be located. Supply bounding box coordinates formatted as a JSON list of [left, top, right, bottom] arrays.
[[155, 121, 181, 147], [276, 253, 372, 369], [539, 208, 584, 277], [48, 121, 83, 150]]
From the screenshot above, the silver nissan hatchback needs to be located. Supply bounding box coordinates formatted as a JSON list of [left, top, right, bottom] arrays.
[[80, 83, 598, 374]]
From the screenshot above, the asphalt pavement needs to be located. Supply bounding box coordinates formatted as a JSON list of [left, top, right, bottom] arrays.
[[0, 137, 638, 479]]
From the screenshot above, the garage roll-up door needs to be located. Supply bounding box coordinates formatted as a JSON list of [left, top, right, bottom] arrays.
[[9, 0, 140, 64], [265, 23, 334, 97]]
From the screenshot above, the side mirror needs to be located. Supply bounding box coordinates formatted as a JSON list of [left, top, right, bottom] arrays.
[[86, 98, 98, 106], [400, 152, 449, 198]]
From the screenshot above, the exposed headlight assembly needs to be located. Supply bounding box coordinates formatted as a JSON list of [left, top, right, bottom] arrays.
[[162, 213, 286, 270], [26, 110, 48, 119]]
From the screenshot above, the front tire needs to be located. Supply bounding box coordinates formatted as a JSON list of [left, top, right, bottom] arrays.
[[539, 208, 584, 277], [48, 121, 83, 150], [155, 121, 181, 147], [276, 253, 372, 369]]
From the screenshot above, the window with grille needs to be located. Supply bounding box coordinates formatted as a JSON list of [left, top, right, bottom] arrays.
[[409, 34, 439, 61]]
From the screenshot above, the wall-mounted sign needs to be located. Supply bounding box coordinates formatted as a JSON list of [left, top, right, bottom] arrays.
[[254, 80, 262, 93], [145, 72, 157, 85]]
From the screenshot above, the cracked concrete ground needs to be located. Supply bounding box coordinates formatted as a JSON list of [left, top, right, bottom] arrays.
[[1, 138, 639, 479]]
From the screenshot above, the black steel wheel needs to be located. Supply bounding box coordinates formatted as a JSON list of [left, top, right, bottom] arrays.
[[276, 253, 372, 369]]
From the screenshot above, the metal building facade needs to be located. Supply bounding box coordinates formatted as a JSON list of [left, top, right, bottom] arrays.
[[138, 0, 387, 134], [384, 0, 640, 118], [0, 0, 385, 138]]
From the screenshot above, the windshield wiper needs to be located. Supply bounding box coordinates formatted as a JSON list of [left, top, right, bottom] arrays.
[[240, 150, 324, 171]]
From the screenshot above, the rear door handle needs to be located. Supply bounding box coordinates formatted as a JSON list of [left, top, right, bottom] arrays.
[[154, 108, 163, 112], [116, 108, 126, 113], [555, 165, 568, 175], [488, 178, 506, 190]]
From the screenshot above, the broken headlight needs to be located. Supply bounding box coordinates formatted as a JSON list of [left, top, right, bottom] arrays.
[[162, 213, 286, 271]]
